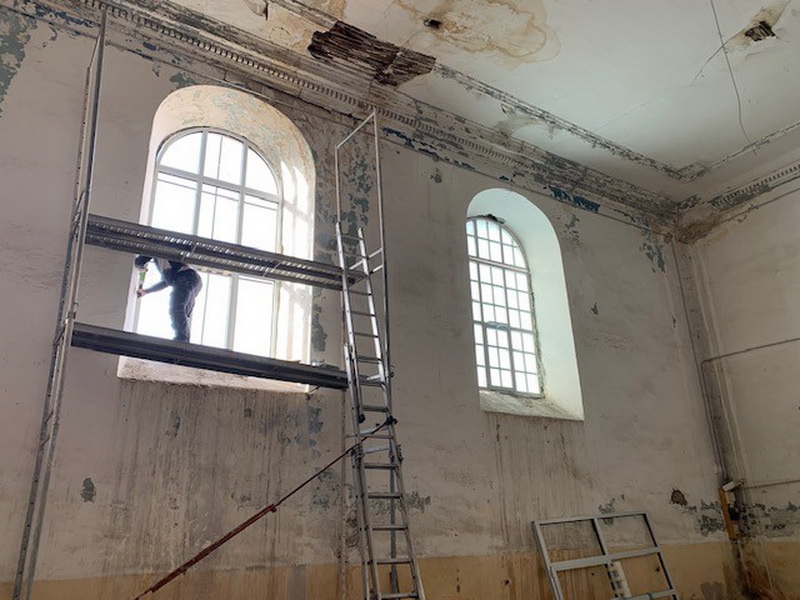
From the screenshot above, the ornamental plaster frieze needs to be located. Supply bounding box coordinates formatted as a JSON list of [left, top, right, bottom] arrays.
[[5, 0, 675, 223]]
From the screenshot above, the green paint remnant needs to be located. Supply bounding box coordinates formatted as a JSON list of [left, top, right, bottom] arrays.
[[169, 71, 196, 89], [640, 230, 666, 273], [0, 7, 37, 120], [81, 477, 96, 502]]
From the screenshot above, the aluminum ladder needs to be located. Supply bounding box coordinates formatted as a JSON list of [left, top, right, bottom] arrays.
[[336, 222, 425, 600]]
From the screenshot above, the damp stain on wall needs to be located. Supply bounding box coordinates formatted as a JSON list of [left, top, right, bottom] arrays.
[[640, 229, 667, 274], [0, 7, 37, 119], [311, 290, 328, 352], [563, 213, 580, 245], [81, 477, 96, 502], [669, 492, 727, 536]]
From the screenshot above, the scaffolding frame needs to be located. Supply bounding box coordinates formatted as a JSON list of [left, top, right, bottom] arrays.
[[13, 10, 424, 600], [12, 9, 108, 599]]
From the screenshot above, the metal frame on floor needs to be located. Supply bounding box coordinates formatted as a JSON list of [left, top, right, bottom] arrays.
[[533, 511, 679, 600]]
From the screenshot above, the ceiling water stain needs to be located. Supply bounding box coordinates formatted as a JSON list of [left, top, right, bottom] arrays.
[[399, 0, 559, 64]]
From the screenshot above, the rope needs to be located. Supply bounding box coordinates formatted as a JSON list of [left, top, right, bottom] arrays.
[[134, 418, 392, 599]]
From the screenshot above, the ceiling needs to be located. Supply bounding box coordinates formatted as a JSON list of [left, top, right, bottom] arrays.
[[166, 0, 800, 204]]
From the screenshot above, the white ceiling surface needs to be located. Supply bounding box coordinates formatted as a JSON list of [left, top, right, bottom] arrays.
[[171, 0, 800, 201]]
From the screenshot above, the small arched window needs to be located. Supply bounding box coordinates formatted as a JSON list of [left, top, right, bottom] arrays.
[[467, 217, 542, 395], [136, 128, 281, 356]]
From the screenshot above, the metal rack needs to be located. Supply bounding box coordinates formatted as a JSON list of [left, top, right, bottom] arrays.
[[533, 511, 678, 600], [14, 9, 425, 600]]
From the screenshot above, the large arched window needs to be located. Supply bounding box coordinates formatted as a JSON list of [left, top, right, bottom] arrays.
[[467, 217, 542, 395], [468, 189, 584, 420], [135, 128, 282, 356]]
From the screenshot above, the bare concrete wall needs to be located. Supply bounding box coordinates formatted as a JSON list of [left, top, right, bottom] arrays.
[[0, 5, 742, 598], [690, 185, 800, 599]]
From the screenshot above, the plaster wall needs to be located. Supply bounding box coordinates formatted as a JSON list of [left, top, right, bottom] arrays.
[[690, 187, 800, 599], [0, 6, 741, 598]]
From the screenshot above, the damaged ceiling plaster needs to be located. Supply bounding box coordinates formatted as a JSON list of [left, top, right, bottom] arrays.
[[189, 0, 800, 208]]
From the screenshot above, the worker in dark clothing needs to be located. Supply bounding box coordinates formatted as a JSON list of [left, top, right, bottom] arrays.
[[134, 256, 202, 342]]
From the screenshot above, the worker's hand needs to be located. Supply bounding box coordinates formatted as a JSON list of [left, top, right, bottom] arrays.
[[136, 288, 147, 298]]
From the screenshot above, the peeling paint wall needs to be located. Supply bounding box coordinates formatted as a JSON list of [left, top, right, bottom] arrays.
[[0, 5, 743, 599], [690, 184, 800, 598]]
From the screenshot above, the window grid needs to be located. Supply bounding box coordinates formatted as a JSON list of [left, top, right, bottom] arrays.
[[136, 128, 281, 356], [467, 218, 542, 395]]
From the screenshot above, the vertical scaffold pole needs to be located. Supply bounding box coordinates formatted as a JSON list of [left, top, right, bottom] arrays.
[[13, 8, 108, 600]]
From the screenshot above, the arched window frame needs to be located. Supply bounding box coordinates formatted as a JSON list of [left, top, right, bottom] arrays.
[[136, 126, 283, 356], [467, 216, 544, 396]]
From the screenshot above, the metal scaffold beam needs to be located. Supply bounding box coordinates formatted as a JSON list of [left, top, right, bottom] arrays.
[[71, 323, 348, 389]]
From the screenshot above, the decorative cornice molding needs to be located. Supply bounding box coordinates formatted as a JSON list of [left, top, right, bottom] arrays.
[[4, 0, 675, 222], [710, 159, 800, 211]]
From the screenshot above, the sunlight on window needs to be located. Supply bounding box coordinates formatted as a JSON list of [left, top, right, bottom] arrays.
[[136, 129, 281, 357]]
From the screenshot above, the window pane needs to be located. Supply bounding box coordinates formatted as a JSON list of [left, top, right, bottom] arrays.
[[242, 196, 278, 251], [246, 149, 278, 194], [475, 344, 485, 366], [490, 241, 502, 262], [233, 278, 274, 356], [198, 273, 231, 348], [467, 236, 476, 257], [478, 238, 490, 259], [204, 133, 244, 185], [199, 185, 238, 243], [136, 268, 173, 340], [487, 221, 500, 242], [151, 174, 196, 234], [160, 132, 202, 173]]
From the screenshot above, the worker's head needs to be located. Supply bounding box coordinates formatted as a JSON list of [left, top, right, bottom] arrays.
[[134, 256, 150, 270]]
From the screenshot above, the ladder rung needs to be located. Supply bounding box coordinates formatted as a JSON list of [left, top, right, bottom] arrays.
[[362, 404, 389, 412], [351, 310, 375, 317], [354, 331, 379, 338], [347, 289, 371, 296], [381, 593, 419, 599], [374, 557, 411, 565], [361, 379, 385, 388], [372, 524, 407, 531], [370, 264, 384, 274], [362, 444, 390, 455], [360, 433, 392, 440], [364, 462, 398, 470], [368, 492, 402, 500], [356, 356, 382, 364]]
